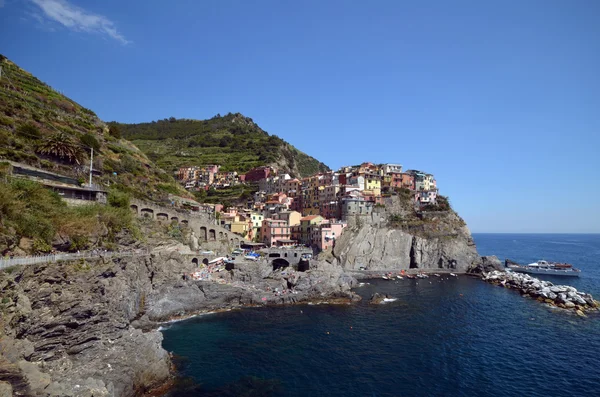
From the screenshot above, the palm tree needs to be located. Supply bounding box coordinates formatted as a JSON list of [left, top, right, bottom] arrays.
[[36, 132, 85, 164]]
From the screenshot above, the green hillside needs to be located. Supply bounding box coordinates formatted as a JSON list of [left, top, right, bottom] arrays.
[[114, 113, 330, 177], [0, 54, 186, 201]]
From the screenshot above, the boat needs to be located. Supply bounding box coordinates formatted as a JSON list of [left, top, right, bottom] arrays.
[[396, 275, 403, 280], [505, 259, 580, 277], [450, 273, 457, 277]]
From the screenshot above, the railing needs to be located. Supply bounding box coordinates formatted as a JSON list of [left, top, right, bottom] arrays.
[[0, 249, 150, 271]]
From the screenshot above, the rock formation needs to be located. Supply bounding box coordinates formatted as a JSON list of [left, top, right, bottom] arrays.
[[0, 252, 358, 396], [333, 196, 481, 272], [481, 270, 600, 315]]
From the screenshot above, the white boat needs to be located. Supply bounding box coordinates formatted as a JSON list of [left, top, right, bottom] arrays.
[[450, 273, 457, 277], [396, 275, 403, 280], [208, 257, 226, 264], [506, 260, 580, 277]]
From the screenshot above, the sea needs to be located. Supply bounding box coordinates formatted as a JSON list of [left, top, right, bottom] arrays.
[[160, 234, 600, 396]]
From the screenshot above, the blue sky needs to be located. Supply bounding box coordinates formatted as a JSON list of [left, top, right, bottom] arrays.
[[1, 0, 599, 233]]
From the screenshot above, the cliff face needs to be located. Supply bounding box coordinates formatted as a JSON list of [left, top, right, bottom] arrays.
[[333, 196, 481, 271]]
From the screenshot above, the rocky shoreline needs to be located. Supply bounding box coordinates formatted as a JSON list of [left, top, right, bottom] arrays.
[[0, 252, 360, 397], [480, 270, 600, 316], [1, 248, 594, 396]]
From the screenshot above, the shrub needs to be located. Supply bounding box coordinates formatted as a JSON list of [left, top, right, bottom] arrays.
[[0, 115, 14, 128], [108, 124, 121, 139], [108, 190, 130, 209], [16, 123, 42, 139], [80, 133, 101, 152]]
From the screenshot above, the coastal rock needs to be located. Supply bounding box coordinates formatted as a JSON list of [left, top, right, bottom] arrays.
[[0, 251, 363, 395], [479, 270, 597, 314], [0, 381, 13, 397], [369, 293, 386, 304], [468, 255, 504, 274], [332, 196, 481, 272]]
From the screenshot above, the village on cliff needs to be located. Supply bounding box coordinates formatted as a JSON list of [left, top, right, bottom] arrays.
[[175, 163, 439, 251]]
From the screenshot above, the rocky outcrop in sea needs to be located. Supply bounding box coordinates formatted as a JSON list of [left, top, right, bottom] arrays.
[[481, 270, 600, 315]]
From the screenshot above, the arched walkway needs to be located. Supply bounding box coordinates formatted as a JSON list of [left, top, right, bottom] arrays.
[[140, 208, 154, 219]]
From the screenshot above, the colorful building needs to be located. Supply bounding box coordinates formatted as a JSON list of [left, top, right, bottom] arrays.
[[245, 166, 273, 182], [298, 215, 324, 245], [311, 221, 347, 251], [260, 219, 291, 246]]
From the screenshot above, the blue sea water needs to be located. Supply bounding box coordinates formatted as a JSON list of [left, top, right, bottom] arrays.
[[161, 234, 600, 396]]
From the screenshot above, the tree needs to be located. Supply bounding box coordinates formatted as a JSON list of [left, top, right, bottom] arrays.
[[36, 133, 85, 164], [80, 133, 100, 152], [108, 124, 121, 139]]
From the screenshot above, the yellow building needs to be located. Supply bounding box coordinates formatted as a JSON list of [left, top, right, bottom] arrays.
[[365, 176, 381, 191], [231, 221, 249, 236]]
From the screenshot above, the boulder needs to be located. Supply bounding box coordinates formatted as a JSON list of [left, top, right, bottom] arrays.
[[369, 293, 386, 305]]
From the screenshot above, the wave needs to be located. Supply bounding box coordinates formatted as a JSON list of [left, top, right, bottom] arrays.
[[382, 298, 397, 303]]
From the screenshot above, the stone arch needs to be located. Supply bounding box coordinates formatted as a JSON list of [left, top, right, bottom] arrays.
[[192, 258, 199, 266], [200, 227, 207, 241], [140, 208, 154, 219], [202, 258, 209, 265], [269, 253, 281, 258], [234, 238, 239, 245], [219, 231, 223, 239], [284, 253, 288, 257], [156, 213, 169, 221], [209, 229, 216, 241], [130, 204, 139, 214], [181, 220, 189, 226], [272, 258, 290, 271], [171, 216, 179, 223]]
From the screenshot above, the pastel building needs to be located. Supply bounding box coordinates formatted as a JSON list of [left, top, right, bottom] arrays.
[[311, 221, 347, 251], [260, 219, 292, 246], [298, 215, 324, 245], [276, 210, 302, 227]]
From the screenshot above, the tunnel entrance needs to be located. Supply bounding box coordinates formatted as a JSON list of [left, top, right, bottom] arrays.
[[272, 258, 290, 271]]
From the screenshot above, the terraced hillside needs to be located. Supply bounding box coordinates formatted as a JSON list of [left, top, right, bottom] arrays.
[[0, 54, 186, 201], [115, 113, 330, 177]]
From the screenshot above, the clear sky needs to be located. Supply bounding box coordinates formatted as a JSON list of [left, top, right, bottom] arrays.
[[1, 0, 599, 233]]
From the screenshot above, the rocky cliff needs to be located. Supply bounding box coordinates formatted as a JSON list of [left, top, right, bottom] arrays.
[[333, 195, 481, 271], [0, 252, 357, 396]]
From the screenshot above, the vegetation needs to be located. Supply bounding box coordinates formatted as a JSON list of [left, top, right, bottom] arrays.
[[0, 55, 186, 202], [0, 178, 137, 255], [114, 113, 329, 177]]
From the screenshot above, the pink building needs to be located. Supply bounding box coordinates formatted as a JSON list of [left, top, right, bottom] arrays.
[[401, 173, 415, 190], [260, 219, 291, 246], [311, 221, 347, 251]]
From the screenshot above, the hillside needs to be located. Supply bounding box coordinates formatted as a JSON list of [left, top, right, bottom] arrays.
[[0, 54, 187, 202], [114, 113, 330, 177]]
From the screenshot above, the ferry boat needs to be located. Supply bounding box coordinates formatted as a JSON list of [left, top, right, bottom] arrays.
[[505, 259, 580, 277]]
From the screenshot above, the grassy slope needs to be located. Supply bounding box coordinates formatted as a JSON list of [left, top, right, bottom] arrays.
[[0, 54, 187, 202], [115, 113, 330, 177]]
